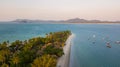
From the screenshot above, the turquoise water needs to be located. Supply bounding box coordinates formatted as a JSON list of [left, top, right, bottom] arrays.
[[0, 23, 120, 67]]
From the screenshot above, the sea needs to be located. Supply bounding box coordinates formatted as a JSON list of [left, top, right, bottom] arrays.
[[0, 22, 120, 67]]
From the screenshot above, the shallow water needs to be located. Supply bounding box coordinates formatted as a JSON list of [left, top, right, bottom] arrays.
[[0, 23, 120, 67]]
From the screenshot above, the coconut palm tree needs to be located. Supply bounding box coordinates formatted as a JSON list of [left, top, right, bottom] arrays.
[[0, 55, 5, 64], [31, 54, 57, 67], [1, 63, 9, 67], [11, 56, 20, 67]]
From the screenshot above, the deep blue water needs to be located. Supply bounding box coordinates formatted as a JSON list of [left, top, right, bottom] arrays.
[[0, 23, 120, 67]]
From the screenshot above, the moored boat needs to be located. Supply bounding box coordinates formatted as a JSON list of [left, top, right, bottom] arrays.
[[106, 42, 111, 48]]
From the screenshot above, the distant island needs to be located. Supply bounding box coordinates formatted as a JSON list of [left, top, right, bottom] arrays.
[[0, 30, 71, 67], [12, 18, 120, 24]]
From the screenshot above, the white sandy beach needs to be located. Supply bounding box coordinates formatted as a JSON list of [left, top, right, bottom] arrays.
[[57, 33, 75, 67]]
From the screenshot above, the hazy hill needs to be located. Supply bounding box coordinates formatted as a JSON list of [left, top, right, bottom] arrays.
[[13, 18, 120, 23]]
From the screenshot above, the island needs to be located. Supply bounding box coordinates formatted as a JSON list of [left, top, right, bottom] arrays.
[[0, 30, 71, 67]]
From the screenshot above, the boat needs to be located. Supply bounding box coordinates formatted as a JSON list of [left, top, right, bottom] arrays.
[[93, 35, 96, 38], [115, 41, 120, 44], [106, 42, 111, 48], [92, 35, 96, 44]]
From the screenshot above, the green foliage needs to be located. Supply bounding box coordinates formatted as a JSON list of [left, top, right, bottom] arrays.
[[18, 50, 35, 64], [0, 30, 71, 67], [1, 63, 9, 67], [10, 55, 20, 67], [43, 45, 63, 57], [31, 54, 57, 67]]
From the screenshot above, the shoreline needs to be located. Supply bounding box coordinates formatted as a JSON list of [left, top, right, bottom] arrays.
[[57, 33, 75, 67]]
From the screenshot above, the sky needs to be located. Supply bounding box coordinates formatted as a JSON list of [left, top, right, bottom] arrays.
[[0, 0, 120, 21]]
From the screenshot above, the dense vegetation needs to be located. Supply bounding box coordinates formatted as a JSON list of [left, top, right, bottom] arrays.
[[0, 30, 71, 67]]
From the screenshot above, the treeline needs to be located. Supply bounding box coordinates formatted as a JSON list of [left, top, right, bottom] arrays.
[[0, 30, 71, 67]]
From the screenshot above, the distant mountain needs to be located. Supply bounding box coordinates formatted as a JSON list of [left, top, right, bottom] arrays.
[[13, 19, 64, 23], [65, 18, 87, 23], [64, 18, 120, 23], [13, 19, 39, 23], [13, 18, 120, 23]]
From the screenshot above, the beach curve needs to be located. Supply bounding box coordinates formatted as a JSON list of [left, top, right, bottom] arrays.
[[57, 33, 75, 67]]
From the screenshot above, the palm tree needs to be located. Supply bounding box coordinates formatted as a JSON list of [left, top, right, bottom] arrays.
[[11, 56, 20, 67], [1, 63, 9, 67], [0, 49, 10, 63], [31, 54, 57, 67], [0, 55, 5, 64]]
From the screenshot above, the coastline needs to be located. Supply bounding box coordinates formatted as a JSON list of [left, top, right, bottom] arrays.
[[57, 33, 75, 67]]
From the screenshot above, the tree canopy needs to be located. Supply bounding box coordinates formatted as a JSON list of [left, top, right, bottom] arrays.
[[0, 30, 71, 67]]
